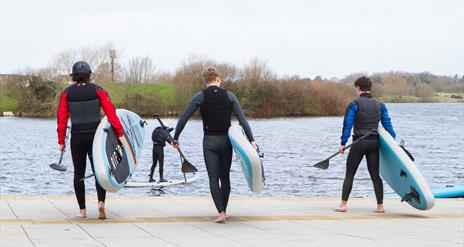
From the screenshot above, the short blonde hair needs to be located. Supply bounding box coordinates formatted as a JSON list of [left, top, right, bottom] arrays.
[[201, 66, 220, 84]]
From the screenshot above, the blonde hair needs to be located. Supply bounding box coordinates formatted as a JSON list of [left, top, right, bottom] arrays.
[[201, 66, 220, 84]]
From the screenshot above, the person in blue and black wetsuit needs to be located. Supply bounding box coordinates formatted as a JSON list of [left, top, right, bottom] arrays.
[[172, 66, 256, 223], [149, 126, 173, 182], [335, 76, 396, 213]]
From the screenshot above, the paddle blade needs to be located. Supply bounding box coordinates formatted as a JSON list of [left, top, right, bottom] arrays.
[[181, 158, 198, 173], [49, 163, 67, 172], [313, 159, 329, 170]]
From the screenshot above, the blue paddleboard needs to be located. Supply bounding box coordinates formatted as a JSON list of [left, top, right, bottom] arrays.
[[432, 185, 464, 198], [379, 127, 435, 210]]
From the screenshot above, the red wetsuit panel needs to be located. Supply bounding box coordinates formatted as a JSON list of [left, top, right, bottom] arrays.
[[57, 92, 69, 145], [96, 88, 123, 137]]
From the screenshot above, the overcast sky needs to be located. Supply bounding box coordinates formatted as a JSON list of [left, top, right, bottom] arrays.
[[1, 0, 462, 78]]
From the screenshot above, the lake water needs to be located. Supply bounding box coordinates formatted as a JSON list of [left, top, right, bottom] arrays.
[[0, 103, 463, 199]]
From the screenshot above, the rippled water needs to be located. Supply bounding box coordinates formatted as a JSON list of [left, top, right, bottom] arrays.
[[1, 103, 463, 198]]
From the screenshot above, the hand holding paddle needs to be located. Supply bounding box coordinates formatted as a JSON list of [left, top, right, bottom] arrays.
[[313, 131, 375, 170]]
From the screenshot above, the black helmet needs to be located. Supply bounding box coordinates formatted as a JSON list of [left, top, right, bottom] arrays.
[[70, 61, 92, 76]]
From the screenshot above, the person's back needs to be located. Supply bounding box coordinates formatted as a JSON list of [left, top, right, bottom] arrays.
[[172, 66, 256, 223], [56, 61, 126, 219], [336, 76, 396, 213]]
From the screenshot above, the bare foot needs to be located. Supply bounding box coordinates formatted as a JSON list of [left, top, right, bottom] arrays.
[[376, 204, 385, 213], [334, 201, 348, 212], [213, 213, 226, 223], [76, 209, 87, 218], [98, 202, 107, 220], [225, 214, 231, 219]]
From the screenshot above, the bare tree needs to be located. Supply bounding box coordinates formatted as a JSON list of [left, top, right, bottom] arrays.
[[240, 58, 276, 82], [123, 56, 156, 83]]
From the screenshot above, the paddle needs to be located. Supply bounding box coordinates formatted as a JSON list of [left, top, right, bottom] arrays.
[[313, 131, 375, 170], [50, 126, 70, 172], [153, 113, 198, 180], [49, 148, 67, 171]]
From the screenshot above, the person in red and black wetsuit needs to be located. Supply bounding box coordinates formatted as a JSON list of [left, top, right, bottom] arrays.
[[57, 61, 128, 219]]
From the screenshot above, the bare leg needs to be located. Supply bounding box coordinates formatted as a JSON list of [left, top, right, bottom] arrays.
[[334, 200, 348, 212], [98, 201, 107, 219]]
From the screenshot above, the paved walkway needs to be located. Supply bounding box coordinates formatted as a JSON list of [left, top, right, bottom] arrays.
[[1, 196, 463, 246]]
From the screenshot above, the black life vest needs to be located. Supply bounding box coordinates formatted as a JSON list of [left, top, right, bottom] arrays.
[[353, 93, 381, 137], [200, 86, 232, 135], [65, 82, 101, 133], [152, 127, 172, 146]]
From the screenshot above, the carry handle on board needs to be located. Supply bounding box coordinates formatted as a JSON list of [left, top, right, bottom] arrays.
[[312, 131, 375, 170], [153, 113, 198, 181]]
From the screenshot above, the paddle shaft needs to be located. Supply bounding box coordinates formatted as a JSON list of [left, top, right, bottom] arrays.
[[324, 131, 375, 162], [58, 148, 65, 164]]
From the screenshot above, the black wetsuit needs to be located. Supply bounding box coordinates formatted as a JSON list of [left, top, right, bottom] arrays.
[[57, 82, 123, 209], [150, 127, 173, 181], [340, 93, 396, 204], [174, 86, 254, 213]]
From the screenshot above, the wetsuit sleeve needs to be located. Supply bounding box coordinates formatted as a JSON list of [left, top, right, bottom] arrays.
[[340, 102, 358, 146], [57, 91, 69, 145], [161, 129, 173, 144], [96, 88, 124, 137], [380, 103, 396, 139], [173, 92, 204, 140], [228, 92, 255, 142]]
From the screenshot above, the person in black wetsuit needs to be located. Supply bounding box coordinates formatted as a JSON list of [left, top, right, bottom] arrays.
[[149, 126, 173, 182], [335, 76, 396, 213], [173, 66, 256, 223], [57, 61, 128, 219]]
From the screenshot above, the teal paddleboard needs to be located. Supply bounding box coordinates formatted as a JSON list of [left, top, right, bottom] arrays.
[[379, 127, 435, 210], [432, 185, 464, 198]]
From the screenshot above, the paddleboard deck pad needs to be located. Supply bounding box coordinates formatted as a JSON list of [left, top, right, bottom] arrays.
[[379, 127, 435, 210], [125, 172, 200, 188], [93, 109, 145, 192], [228, 124, 264, 193]]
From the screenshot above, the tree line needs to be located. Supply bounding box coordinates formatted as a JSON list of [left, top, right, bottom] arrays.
[[1, 44, 463, 118]]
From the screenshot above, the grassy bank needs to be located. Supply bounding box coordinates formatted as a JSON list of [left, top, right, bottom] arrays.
[[101, 82, 176, 106], [1, 79, 462, 118], [380, 93, 464, 103], [0, 90, 17, 112]]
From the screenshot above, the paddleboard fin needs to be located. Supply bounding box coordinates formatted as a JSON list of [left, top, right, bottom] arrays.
[[401, 186, 420, 204]]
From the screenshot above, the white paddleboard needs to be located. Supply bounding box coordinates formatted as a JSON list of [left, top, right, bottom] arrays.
[[125, 172, 199, 188], [228, 124, 264, 193], [93, 109, 145, 192]]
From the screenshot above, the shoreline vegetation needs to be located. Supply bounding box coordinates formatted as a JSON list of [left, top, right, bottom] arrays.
[[0, 45, 463, 118]]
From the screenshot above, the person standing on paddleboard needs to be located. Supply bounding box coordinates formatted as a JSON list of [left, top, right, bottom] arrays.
[[149, 126, 174, 182], [57, 61, 128, 219], [335, 76, 396, 213], [173, 66, 257, 223]]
